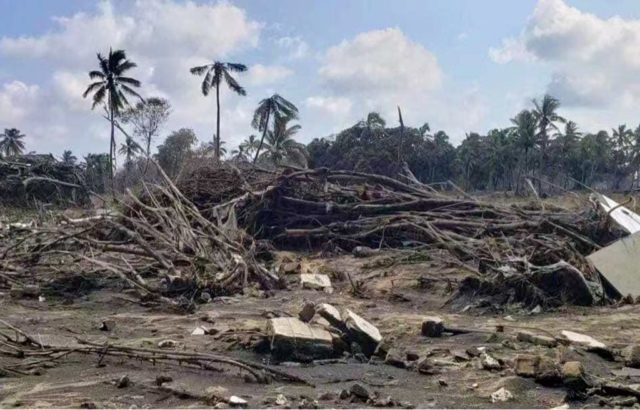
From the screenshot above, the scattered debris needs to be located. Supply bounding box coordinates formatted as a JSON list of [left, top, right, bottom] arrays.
[[266, 317, 334, 360], [116, 375, 130, 388], [191, 326, 208, 336], [624, 345, 640, 368], [158, 339, 177, 349], [588, 231, 640, 299], [480, 353, 501, 371], [228, 395, 248, 408], [490, 387, 513, 403], [560, 330, 606, 349], [516, 331, 558, 347], [299, 301, 316, 322], [593, 194, 640, 234], [514, 354, 539, 378], [421, 316, 445, 337], [349, 383, 371, 400], [99, 320, 115, 332], [300, 273, 333, 293], [343, 309, 383, 356]]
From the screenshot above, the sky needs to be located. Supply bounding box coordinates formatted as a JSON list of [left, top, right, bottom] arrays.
[[2, 0, 640, 158]]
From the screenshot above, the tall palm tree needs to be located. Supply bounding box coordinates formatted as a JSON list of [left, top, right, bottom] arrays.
[[252, 94, 298, 164], [612, 124, 633, 151], [118, 136, 142, 167], [532, 94, 565, 166], [511, 110, 537, 177], [0, 128, 26, 157], [190, 61, 247, 160], [83, 48, 142, 180], [239, 134, 258, 157], [61, 150, 77, 165], [256, 116, 307, 167]]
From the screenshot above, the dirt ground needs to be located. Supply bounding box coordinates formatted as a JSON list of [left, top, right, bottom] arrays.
[[2, 249, 639, 409]]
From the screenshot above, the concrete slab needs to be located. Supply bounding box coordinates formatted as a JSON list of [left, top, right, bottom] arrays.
[[343, 309, 382, 355], [588, 231, 640, 298], [595, 194, 640, 234], [266, 317, 334, 360], [300, 273, 333, 292]]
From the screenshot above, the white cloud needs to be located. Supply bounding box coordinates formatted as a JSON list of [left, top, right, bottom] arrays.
[[319, 28, 442, 95], [0, 0, 264, 155], [490, 0, 640, 107], [0, 81, 40, 123], [276, 36, 309, 59], [305, 96, 352, 115], [245, 64, 293, 86]]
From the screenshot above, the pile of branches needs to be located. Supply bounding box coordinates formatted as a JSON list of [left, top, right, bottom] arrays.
[[0, 166, 280, 311], [0, 155, 89, 207], [226, 168, 617, 308]]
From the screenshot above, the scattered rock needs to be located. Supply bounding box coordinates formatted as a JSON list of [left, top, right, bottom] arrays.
[[299, 301, 316, 323], [116, 375, 130, 388], [316, 303, 343, 329], [535, 356, 561, 386], [317, 391, 336, 401], [228, 395, 247, 408], [266, 317, 334, 360], [480, 352, 501, 371], [191, 326, 208, 336], [38, 295, 46, 303], [10, 284, 40, 299], [417, 357, 435, 375], [612, 397, 638, 407], [466, 346, 482, 357], [339, 389, 350, 400], [349, 383, 371, 400], [300, 273, 333, 293], [421, 316, 444, 337], [155, 375, 173, 386], [158, 339, 177, 348], [514, 354, 540, 378], [352, 246, 378, 258], [452, 350, 470, 362], [199, 292, 212, 303], [516, 331, 557, 347], [624, 344, 640, 368], [274, 394, 288, 406], [384, 350, 406, 368], [531, 305, 542, 314], [79, 400, 97, 409], [438, 379, 448, 387], [560, 330, 606, 349], [206, 385, 229, 402], [343, 309, 383, 356], [561, 361, 590, 392], [279, 261, 301, 275], [406, 351, 420, 361], [99, 319, 115, 332], [490, 387, 513, 403]]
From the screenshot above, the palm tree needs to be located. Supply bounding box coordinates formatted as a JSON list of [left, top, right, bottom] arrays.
[[118, 136, 143, 167], [190, 61, 247, 160], [61, 150, 77, 165], [83, 48, 142, 181], [256, 116, 307, 167], [532, 94, 565, 172], [612, 124, 633, 151], [0, 128, 26, 157], [239, 135, 258, 157], [252, 94, 299, 164], [511, 110, 537, 191]]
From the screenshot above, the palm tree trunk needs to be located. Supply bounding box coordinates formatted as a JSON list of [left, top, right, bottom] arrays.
[[216, 85, 221, 162], [109, 105, 115, 193], [253, 110, 270, 164]]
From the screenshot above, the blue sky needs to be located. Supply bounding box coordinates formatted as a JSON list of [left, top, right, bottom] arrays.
[[1, 0, 640, 158]]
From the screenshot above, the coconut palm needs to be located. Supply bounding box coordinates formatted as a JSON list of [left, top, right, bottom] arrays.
[[190, 61, 247, 160], [532, 94, 565, 166], [256, 116, 307, 167], [251, 94, 298, 163], [61, 150, 77, 165], [612, 124, 633, 151], [0, 128, 26, 157], [239, 135, 258, 157], [118, 136, 143, 166], [511, 110, 537, 177], [83, 48, 142, 180]]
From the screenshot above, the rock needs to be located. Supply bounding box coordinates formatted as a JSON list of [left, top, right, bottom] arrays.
[[352, 246, 378, 258], [384, 350, 407, 368], [562, 361, 591, 393], [266, 317, 334, 360], [317, 391, 336, 401], [421, 316, 444, 337], [560, 330, 606, 349], [79, 400, 97, 409], [480, 353, 501, 371], [299, 302, 316, 323], [343, 309, 383, 356], [158, 339, 177, 348], [155, 375, 173, 386], [438, 379, 448, 387], [339, 389, 350, 400], [10, 284, 40, 299], [38, 295, 46, 303], [515, 354, 540, 378], [561, 361, 583, 379], [406, 351, 420, 361], [372, 395, 394, 407], [199, 292, 212, 303], [206, 385, 229, 402], [99, 319, 115, 332], [531, 305, 542, 314], [316, 303, 343, 328], [300, 274, 333, 293], [516, 331, 557, 347], [535, 356, 561, 386], [612, 397, 638, 407], [228, 396, 247, 408], [116, 375, 130, 388], [490, 387, 513, 403], [349, 383, 371, 400], [274, 394, 288, 406], [624, 344, 640, 368], [417, 357, 434, 375], [466, 346, 482, 357], [191, 326, 207, 336], [279, 261, 301, 275], [452, 350, 470, 362]]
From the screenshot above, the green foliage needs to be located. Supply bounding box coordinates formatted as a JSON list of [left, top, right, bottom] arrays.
[[84, 153, 110, 193], [0, 128, 26, 157], [154, 128, 197, 178]]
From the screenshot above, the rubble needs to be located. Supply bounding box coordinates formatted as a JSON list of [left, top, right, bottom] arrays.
[[298, 301, 316, 322], [421, 316, 445, 337], [624, 345, 640, 368], [349, 383, 371, 400], [560, 330, 606, 349], [480, 353, 501, 371], [316, 303, 343, 328], [300, 273, 333, 292], [588, 231, 640, 299], [490, 387, 513, 403], [343, 309, 383, 356], [514, 354, 539, 377], [228, 395, 248, 408], [516, 331, 558, 347], [266, 317, 334, 360]]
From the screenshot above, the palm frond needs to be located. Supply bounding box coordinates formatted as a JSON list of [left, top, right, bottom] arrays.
[[223, 71, 246, 96], [190, 65, 211, 75]]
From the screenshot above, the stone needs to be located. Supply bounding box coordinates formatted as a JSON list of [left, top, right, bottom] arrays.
[[624, 344, 640, 368], [155, 375, 173, 386], [228, 396, 247, 408], [199, 292, 212, 303], [421, 316, 444, 337], [206, 385, 229, 401], [535, 356, 562, 386], [466, 346, 482, 357], [317, 391, 336, 401], [99, 319, 115, 332], [279, 261, 301, 275], [266, 317, 334, 360], [514, 354, 540, 378], [339, 389, 350, 400], [560, 330, 606, 349], [561, 361, 584, 379], [480, 353, 501, 371], [490, 387, 513, 403], [352, 246, 378, 258], [349, 383, 371, 400], [343, 309, 383, 356], [406, 351, 420, 361], [516, 331, 557, 347], [417, 357, 434, 375], [300, 273, 333, 292], [299, 302, 316, 323], [10, 284, 40, 299], [452, 350, 470, 362], [316, 303, 343, 328], [79, 401, 97, 409], [384, 350, 407, 368], [274, 394, 288, 406], [116, 375, 130, 388], [158, 339, 177, 348], [191, 326, 207, 335]]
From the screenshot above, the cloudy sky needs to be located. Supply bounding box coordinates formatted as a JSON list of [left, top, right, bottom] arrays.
[[1, 0, 640, 158]]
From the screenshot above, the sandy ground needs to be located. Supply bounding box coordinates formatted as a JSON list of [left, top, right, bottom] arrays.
[[1, 251, 639, 408]]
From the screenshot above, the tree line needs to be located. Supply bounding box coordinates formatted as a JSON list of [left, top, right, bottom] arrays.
[[2, 47, 639, 195]]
